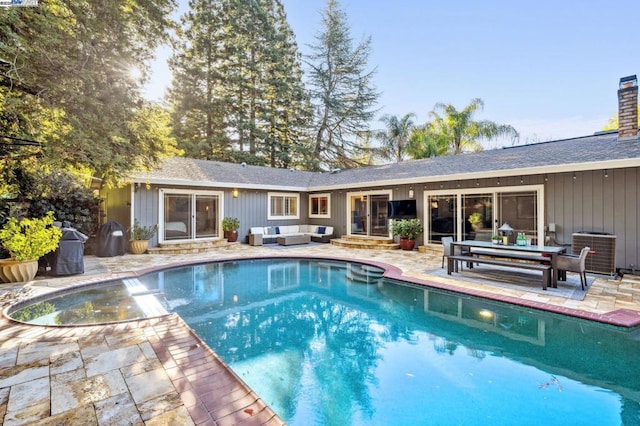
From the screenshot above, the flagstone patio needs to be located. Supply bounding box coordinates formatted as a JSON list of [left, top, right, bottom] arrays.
[[1, 242, 639, 425]]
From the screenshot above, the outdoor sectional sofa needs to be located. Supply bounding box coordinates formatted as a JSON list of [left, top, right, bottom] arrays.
[[249, 225, 334, 245]]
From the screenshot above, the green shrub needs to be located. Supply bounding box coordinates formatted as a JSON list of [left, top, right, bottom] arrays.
[[0, 211, 62, 261], [128, 219, 157, 240], [391, 218, 423, 240], [222, 217, 240, 232]]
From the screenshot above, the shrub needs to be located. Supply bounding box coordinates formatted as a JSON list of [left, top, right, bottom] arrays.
[[128, 219, 157, 240], [222, 217, 240, 232], [0, 212, 62, 261], [391, 218, 423, 240]]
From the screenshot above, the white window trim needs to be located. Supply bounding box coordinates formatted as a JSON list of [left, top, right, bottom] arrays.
[[268, 192, 300, 220], [309, 193, 331, 219]]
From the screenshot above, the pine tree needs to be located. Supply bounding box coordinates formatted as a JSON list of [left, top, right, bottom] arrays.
[[168, 0, 229, 160], [306, 0, 379, 171], [169, 0, 311, 168]]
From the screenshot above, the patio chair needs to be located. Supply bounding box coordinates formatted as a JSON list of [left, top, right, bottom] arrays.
[[557, 246, 590, 290], [441, 237, 465, 271]]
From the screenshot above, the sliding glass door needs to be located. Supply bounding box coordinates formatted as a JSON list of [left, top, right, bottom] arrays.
[[426, 185, 543, 245], [497, 191, 537, 244], [428, 195, 457, 242], [348, 191, 392, 237], [160, 190, 223, 242], [462, 193, 493, 241]]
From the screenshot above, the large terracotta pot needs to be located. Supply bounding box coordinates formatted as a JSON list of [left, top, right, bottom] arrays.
[[129, 240, 149, 254], [399, 238, 416, 251], [225, 230, 239, 243], [0, 259, 39, 283]]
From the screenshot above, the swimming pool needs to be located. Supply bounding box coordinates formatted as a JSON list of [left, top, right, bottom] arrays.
[[8, 258, 640, 425]]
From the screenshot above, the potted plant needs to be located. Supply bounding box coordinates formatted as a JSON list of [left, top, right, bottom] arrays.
[[491, 234, 501, 245], [128, 219, 157, 254], [0, 211, 62, 283], [391, 218, 424, 251], [468, 212, 483, 231], [222, 217, 240, 242]]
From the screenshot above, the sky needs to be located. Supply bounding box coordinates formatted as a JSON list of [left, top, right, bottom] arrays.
[[144, 0, 640, 149]]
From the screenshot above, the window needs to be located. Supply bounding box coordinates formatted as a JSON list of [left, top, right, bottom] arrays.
[[268, 192, 299, 220], [309, 193, 331, 218]]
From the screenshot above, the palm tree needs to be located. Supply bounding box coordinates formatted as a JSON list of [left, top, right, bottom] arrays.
[[407, 125, 449, 159], [375, 113, 416, 163], [428, 98, 519, 154]]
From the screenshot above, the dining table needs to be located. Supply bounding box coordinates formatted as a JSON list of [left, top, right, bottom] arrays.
[[450, 240, 567, 287]]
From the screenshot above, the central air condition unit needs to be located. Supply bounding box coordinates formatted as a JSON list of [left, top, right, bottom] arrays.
[[571, 233, 616, 276]]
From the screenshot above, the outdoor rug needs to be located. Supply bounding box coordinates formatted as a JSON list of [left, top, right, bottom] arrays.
[[425, 264, 593, 301]]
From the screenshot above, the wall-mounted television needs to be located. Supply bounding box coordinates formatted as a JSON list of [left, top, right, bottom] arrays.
[[387, 199, 417, 219]]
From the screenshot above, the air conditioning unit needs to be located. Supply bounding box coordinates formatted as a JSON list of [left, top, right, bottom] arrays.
[[571, 233, 616, 276]]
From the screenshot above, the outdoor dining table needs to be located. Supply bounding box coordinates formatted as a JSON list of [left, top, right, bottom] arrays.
[[450, 240, 567, 287]]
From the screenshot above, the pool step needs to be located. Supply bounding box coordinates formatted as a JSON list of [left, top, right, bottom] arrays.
[[122, 278, 169, 317], [331, 235, 400, 250], [147, 239, 230, 255], [347, 264, 384, 284]]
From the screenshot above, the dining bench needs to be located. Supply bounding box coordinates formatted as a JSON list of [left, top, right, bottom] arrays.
[[446, 254, 552, 290]]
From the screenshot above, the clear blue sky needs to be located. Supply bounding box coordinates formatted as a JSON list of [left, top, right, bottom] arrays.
[[145, 0, 640, 148]]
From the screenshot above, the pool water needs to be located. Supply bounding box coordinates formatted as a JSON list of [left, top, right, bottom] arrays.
[[9, 259, 640, 425]]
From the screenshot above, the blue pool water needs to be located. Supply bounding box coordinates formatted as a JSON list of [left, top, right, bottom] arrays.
[[9, 258, 640, 425]]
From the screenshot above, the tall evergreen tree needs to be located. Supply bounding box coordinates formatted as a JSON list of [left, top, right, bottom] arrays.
[[306, 0, 379, 171], [168, 0, 229, 161], [169, 0, 311, 168]]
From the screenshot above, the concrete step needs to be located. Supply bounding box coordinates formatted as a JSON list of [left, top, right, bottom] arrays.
[[331, 237, 400, 250], [418, 243, 445, 257], [147, 239, 230, 255], [338, 235, 395, 245]]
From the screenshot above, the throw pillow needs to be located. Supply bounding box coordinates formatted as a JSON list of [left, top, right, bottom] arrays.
[[317, 226, 326, 234], [275, 226, 280, 234]]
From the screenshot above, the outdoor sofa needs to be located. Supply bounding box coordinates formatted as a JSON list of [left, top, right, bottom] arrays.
[[249, 225, 334, 245]]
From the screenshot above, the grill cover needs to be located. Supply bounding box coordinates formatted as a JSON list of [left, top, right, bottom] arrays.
[[48, 228, 89, 275], [96, 221, 127, 257]]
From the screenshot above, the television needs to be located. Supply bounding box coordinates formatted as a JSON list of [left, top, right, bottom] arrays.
[[387, 199, 417, 219]]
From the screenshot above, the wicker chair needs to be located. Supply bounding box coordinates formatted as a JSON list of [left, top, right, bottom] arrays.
[[557, 246, 590, 290]]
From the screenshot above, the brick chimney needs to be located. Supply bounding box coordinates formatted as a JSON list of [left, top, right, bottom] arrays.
[[618, 75, 638, 139]]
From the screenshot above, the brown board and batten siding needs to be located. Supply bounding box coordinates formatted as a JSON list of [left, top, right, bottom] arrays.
[[544, 167, 640, 272]]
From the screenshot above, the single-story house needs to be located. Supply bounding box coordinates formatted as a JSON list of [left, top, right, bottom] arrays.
[[101, 75, 640, 274]]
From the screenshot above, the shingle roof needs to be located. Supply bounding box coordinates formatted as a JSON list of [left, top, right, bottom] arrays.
[[132, 157, 317, 190], [133, 131, 640, 190], [308, 131, 640, 188]]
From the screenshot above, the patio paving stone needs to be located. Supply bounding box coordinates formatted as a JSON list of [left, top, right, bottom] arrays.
[[49, 350, 83, 375], [126, 368, 176, 405], [51, 370, 127, 415], [136, 389, 183, 421], [1, 243, 639, 424], [0, 362, 48, 389], [84, 345, 146, 377], [93, 392, 142, 425]]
